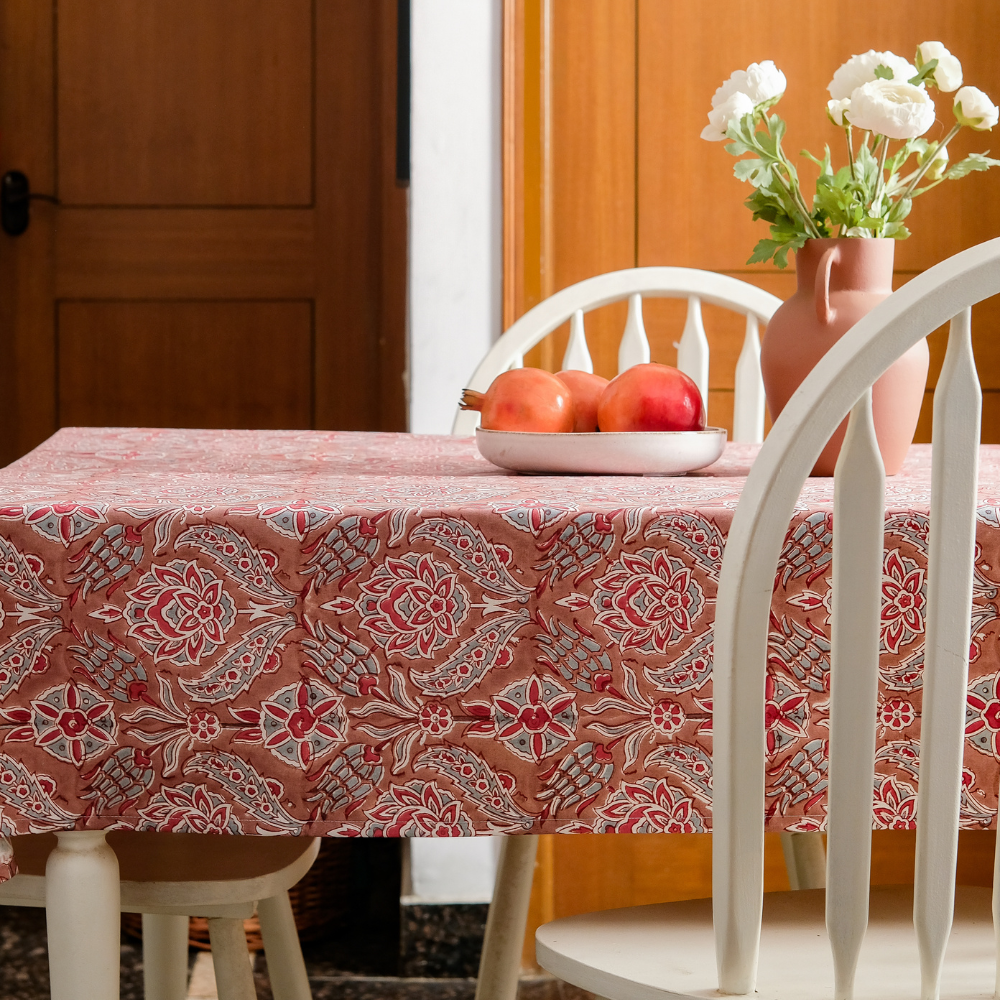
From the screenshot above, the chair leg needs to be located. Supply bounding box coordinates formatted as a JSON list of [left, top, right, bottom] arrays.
[[780, 830, 826, 890], [258, 891, 311, 1000], [45, 830, 121, 1000], [474, 834, 538, 1000], [207, 917, 256, 1000], [142, 913, 190, 1000]]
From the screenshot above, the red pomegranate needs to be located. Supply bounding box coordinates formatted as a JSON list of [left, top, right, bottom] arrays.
[[460, 368, 574, 433], [556, 370, 609, 432], [597, 363, 705, 432]]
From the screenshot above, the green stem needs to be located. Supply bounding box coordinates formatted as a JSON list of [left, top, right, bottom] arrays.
[[747, 118, 821, 239], [845, 125, 856, 181], [869, 138, 890, 221], [901, 123, 962, 199]]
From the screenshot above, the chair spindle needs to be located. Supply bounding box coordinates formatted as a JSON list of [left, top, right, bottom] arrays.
[[617, 293, 650, 373], [733, 314, 765, 443], [562, 310, 594, 372], [678, 295, 709, 405], [827, 388, 885, 1000], [914, 307, 980, 1000]]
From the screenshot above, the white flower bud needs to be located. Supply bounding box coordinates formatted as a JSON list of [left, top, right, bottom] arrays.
[[701, 91, 755, 142], [848, 80, 935, 139], [954, 86, 1000, 130], [918, 143, 948, 181], [916, 41, 963, 92], [827, 98, 851, 126]]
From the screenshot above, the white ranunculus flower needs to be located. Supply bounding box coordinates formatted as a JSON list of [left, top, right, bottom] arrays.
[[828, 49, 919, 100], [916, 41, 963, 92], [848, 80, 935, 139], [701, 91, 755, 142], [711, 60, 786, 109], [954, 86, 1000, 130], [827, 98, 851, 126]]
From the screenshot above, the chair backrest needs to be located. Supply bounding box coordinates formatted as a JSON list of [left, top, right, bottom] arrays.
[[451, 267, 782, 440], [713, 237, 1000, 1000]]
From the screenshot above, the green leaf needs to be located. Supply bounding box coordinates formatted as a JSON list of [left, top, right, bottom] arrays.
[[874, 64, 894, 80], [945, 152, 1000, 180], [747, 239, 781, 265], [908, 59, 937, 86], [733, 158, 773, 188]]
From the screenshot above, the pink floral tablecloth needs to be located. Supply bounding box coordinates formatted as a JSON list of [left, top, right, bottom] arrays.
[[0, 427, 996, 839]]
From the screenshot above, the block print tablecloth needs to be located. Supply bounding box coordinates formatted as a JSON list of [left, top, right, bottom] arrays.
[[0, 428, 996, 839]]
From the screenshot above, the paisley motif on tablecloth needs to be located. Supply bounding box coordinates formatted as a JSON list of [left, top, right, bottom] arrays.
[[0, 427, 993, 836]]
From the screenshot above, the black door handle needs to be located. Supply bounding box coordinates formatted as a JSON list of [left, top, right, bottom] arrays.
[[1, 171, 30, 236], [1, 171, 58, 236]]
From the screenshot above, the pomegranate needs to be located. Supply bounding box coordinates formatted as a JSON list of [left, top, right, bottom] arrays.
[[597, 363, 705, 432], [556, 370, 609, 432], [460, 368, 574, 432]]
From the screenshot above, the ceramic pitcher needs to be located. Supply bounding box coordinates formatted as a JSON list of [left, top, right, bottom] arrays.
[[760, 237, 929, 476]]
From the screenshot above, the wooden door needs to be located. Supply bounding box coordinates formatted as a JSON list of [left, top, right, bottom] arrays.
[[0, 0, 406, 466]]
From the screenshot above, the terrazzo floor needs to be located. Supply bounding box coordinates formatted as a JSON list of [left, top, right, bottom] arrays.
[[0, 905, 595, 1000]]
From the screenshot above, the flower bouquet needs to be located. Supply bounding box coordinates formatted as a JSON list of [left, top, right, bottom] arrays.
[[702, 44, 1000, 267]]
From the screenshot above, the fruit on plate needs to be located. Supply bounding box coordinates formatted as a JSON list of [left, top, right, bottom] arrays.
[[460, 368, 574, 432], [597, 362, 705, 432], [555, 370, 609, 432]]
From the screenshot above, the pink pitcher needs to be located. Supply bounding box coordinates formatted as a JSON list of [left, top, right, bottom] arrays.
[[760, 237, 929, 476]]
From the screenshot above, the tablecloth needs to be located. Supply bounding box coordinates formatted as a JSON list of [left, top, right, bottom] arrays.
[[0, 427, 995, 838]]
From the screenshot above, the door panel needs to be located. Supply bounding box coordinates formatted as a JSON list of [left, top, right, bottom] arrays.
[[0, 0, 406, 465], [57, 300, 313, 428], [56, 0, 314, 206]]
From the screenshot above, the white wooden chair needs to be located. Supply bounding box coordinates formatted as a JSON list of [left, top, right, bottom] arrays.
[[1, 830, 318, 1000], [535, 238, 1000, 1000], [452, 266, 783, 442]]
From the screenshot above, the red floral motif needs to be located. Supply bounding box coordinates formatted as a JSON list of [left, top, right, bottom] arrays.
[[872, 774, 917, 830], [490, 675, 577, 763], [592, 549, 704, 654], [136, 782, 241, 834], [650, 700, 685, 736], [9, 683, 116, 767], [187, 710, 221, 742], [125, 559, 237, 665], [881, 549, 926, 654], [363, 780, 474, 836], [257, 679, 347, 770], [596, 777, 706, 833], [359, 554, 469, 658], [23, 502, 106, 547], [764, 672, 810, 755], [878, 698, 915, 732], [966, 671, 1000, 757], [418, 700, 453, 736]]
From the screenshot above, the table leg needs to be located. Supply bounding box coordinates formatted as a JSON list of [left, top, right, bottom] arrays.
[[142, 913, 189, 1000], [780, 831, 826, 890], [475, 834, 538, 1000], [45, 830, 121, 1000]]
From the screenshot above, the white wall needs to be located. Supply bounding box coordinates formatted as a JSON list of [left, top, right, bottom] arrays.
[[405, 0, 504, 902], [408, 0, 503, 435]]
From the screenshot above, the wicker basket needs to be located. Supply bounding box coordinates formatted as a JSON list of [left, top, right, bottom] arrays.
[[122, 838, 350, 951]]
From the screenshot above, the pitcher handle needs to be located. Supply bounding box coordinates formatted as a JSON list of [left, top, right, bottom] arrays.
[[815, 244, 841, 326]]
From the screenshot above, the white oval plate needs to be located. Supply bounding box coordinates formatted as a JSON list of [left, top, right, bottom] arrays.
[[475, 427, 727, 476]]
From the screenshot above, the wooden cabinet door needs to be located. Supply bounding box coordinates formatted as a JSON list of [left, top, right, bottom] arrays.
[[0, 0, 406, 465]]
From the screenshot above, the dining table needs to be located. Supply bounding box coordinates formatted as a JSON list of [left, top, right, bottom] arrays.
[[1, 425, 999, 991]]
